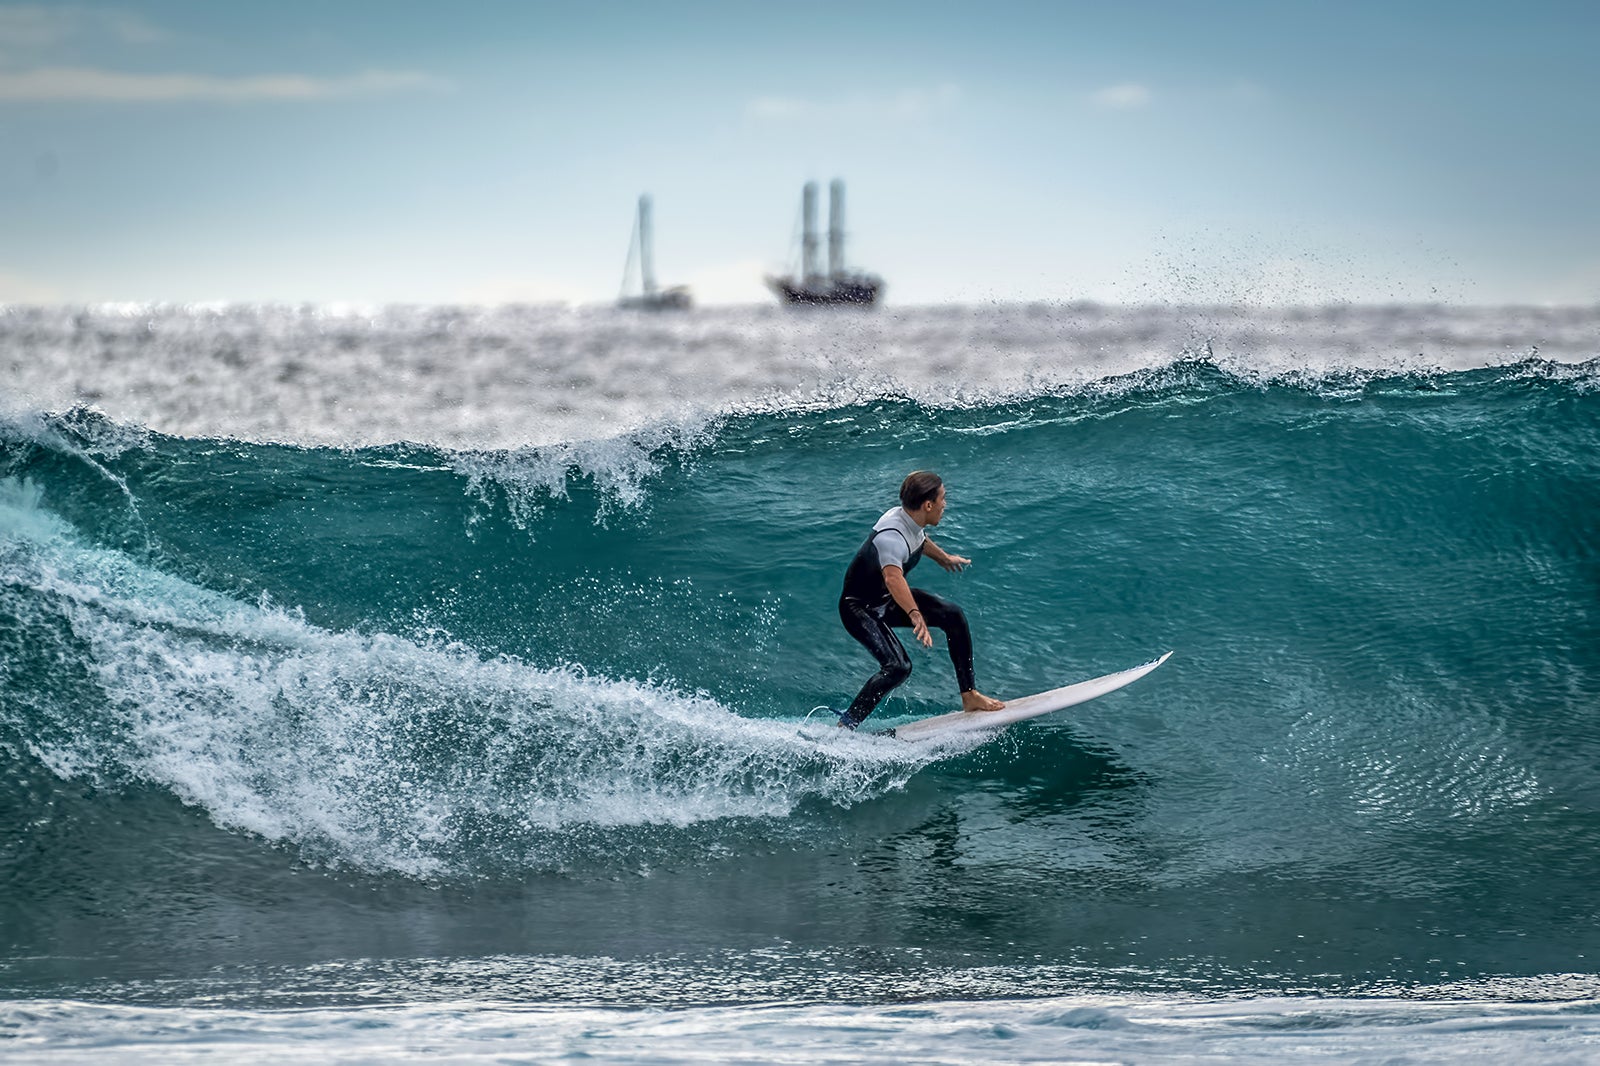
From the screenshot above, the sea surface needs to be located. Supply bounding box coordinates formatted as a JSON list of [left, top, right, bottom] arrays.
[[2, 302, 1598, 1062]]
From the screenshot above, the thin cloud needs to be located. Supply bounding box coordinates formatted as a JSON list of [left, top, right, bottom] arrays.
[[1090, 83, 1153, 110], [0, 4, 167, 50], [0, 5, 85, 49], [0, 66, 452, 102], [745, 83, 962, 123], [0, 7, 448, 103]]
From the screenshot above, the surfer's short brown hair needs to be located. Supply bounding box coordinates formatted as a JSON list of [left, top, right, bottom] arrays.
[[900, 470, 943, 511]]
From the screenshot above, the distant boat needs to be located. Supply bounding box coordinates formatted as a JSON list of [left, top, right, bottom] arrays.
[[618, 195, 691, 311], [766, 180, 883, 307]]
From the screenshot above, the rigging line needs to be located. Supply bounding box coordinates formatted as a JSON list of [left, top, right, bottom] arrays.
[[619, 209, 641, 301]]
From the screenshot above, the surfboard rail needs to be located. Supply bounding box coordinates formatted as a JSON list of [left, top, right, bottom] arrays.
[[884, 651, 1172, 742]]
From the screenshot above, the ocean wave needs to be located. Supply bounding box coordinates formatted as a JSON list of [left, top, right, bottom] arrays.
[[2, 351, 1596, 894], [5, 355, 1595, 537], [0, 478, 949, 878]]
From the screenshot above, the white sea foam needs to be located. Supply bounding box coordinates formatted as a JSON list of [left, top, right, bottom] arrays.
[[449, 414, 719, 528], [5, 985, 1599, 1065], [2, 303, 1592, 450], [0, 478, 943, 877]]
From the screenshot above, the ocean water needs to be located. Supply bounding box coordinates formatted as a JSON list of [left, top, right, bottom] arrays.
[[2, 302, 1598, 1062]]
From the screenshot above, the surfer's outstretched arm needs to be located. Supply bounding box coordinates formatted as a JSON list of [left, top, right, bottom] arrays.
[[921, 538, 971, 573]]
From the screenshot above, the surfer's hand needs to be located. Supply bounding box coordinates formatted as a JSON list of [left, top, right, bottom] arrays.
[[912, 614, 933, 647], [939, 554, 970, 572]]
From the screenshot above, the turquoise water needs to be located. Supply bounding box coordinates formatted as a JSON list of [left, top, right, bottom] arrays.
[[2, 306, 1598, 1059]]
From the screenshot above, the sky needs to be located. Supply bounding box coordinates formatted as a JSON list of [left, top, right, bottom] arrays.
[[1, 0, 1597, 306]]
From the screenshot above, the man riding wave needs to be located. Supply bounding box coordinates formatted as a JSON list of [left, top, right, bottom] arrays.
[[835, 470, 1005, 729]]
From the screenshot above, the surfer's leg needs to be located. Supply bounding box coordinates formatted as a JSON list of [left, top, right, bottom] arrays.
[[907, 590, 976, 693], [839, 598, 912, 727]]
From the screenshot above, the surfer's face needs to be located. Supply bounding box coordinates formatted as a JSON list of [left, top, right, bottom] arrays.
[[921, 485, 947, 526]]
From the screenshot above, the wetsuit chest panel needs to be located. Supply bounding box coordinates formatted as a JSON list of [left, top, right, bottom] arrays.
[[842, 529, 923, 607]]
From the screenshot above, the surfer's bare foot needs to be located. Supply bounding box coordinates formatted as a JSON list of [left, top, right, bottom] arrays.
[[961, 690, 1005, 712]]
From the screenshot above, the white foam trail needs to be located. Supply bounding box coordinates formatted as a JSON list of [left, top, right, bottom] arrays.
[[0, 479, 937, 878]]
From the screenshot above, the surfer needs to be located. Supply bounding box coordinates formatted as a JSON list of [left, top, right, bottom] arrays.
[[836, 471, 1005, 729]]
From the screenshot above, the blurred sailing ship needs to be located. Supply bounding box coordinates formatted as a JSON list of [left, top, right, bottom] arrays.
[[618, 195, 691, 311], [766, 180, 883, 306]]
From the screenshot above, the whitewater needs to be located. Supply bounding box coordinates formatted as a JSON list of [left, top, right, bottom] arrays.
[[2, 302, 1598, 1063]]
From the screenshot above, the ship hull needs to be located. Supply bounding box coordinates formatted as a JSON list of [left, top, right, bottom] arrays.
[[618, 286, 693, 311], [766, 276, 883, 306]]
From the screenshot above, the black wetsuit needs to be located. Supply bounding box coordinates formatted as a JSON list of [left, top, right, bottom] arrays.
[[837, 522, 976, 728]]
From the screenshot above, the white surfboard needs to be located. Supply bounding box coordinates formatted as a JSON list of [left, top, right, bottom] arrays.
[[882, 651, 1172, 742]]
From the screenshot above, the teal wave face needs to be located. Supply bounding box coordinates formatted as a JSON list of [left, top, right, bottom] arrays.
[[3, 360, 1598, 993]]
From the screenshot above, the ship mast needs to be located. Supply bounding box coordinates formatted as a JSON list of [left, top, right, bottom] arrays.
[[801, 182, 821, 286], [767, 177, 880, 306], [637, 195, 658, 296], [828, 179, 844, 281]]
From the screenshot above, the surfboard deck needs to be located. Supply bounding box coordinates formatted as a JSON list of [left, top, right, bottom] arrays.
[[879, 651, 1172, 742]]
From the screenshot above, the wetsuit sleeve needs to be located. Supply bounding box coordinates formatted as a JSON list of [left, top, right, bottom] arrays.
[[872, 530, 910, 571]]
